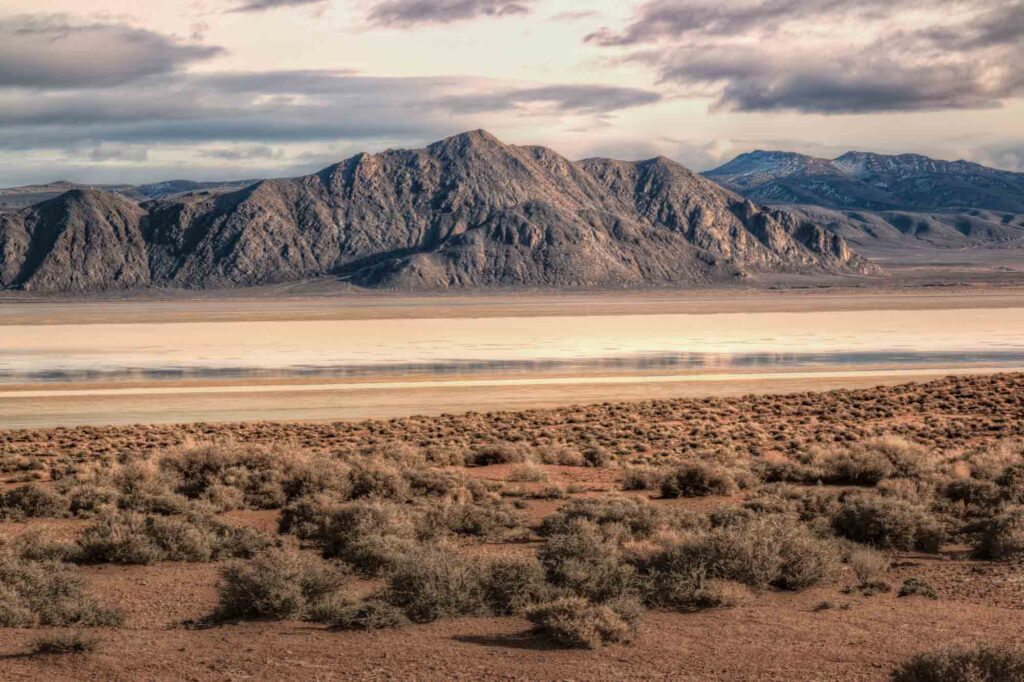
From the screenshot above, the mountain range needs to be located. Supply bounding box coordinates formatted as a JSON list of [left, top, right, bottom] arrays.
[[704, 150, 1024, 213], [0, 130, 873, 293], [0, 180, 254, 214], [704, 151, 1024, 256]]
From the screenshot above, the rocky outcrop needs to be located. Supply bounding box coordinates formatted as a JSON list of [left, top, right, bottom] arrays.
[[0, 190, 149, 292], [0, 131, 877, 293]]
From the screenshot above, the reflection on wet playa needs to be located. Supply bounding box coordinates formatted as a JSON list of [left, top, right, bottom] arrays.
[[1, 307, 1023, 385], [4, 350, 1024, 384]]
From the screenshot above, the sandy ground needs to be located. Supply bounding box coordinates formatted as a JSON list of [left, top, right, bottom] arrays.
[[2, 285, 1024, 326], [0, 373, 1022, 680], [2, 586, 1022, 681], [2, 365, 1023, 429]]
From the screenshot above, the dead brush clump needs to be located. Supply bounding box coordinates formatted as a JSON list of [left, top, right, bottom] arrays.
[[278, 492, 348, 540], [762, 438, 934, 487], [891, 643, 1024, 682], [637, 550, 751, 613], [0, 552, 124, 627], [526, 596, 639, 649], [74, 511, 273, 565], [940, 478, 1004, 514], [832, 494, 947, 552], [214, 547, 349, 621], [29, 631, 101, 656], [847, 547, 890, 585], [318, 597, 408, 631], [581, 446, 613, 468], [404, 468, 478, 502]]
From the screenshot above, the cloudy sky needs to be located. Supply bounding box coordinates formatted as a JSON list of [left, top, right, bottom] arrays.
[[1, 0, 1022, 185]]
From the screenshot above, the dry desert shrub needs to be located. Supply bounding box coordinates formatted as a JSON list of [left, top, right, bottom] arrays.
[[637, 549, 751, 612], [538, 444, 586, 467], [581, 446, 613, 468], [427, 501, 522, 538], [848, 547, 890, 585], [538, 496, 699, 541], [537, 519, 637, 603], [159, 441, 300, 509], [382, 545, 488, 623], [660, 463, 737, 498], [891, 643, 1024, 682], [619, 466, 661, 491], [480, 556, 550, 616], [318, 501, 420, 575], [0, 553, 123, 627], [861, 437, 935, 479], [1, 528, 74, 562], [963, 440, 1024, 482], [506, 463, 548, 483], [215, 547, 348, 621], [832, 495, 946, 552], [466, 442, 535, 466], [0, 454, 47, 475], [972, 508, 1024, 560], [0, 484, 70, 520], [637, 515, 838, 597], [814, 445, 895, 486], [526, 596, 637, 649], [74, 511, 272, 564]]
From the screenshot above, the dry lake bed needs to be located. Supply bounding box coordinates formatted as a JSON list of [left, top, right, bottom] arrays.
[[1, 287, 1023, 427]]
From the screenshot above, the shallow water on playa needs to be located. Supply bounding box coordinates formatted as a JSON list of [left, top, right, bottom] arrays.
[[2, 307, 1023, 384]]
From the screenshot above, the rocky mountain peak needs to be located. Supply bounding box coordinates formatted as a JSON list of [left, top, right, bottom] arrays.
[[0, 132, 877, 293]]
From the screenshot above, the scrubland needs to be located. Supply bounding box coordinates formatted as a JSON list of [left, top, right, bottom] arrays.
[[0, 372, 1023, 680]]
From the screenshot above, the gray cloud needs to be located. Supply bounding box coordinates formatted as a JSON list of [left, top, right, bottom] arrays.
[[198, 145, 284, 160], [586, 0, 902, 46], [0, 15, 221, 89], [0, 71, 661, 153], [439, 85, 661, 114], [589, 0, 1024, 114], [650, 42, 1012, 114], [368, 0, 533, 27], [229, 0, 328, 13]]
